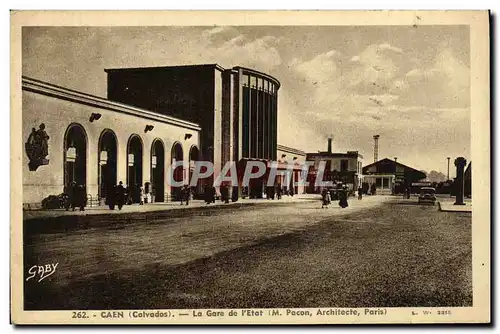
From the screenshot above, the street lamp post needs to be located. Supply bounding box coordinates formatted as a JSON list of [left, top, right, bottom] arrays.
[[447, 157, 451, 181]]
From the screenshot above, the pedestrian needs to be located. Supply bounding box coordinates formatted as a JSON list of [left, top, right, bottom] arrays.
[[183, 185, 191, 205], [321, 188, 331, 208], [77, 184, 86, 211], [340, 186, 349, 208], [68, 181, 77, 211], [211, 185, 216, 203], [116, 181, 125, 210], [276, 185, 282, 200], [65, 181, 75, 211], [204, 185, 211, 204], [221, 184, 230, 203], [107, 183, 116, 210], [358, 186, 363, 200], [220, 184, 225, 203], [125, 185, 133, 205], [139, 185, 145, 205]]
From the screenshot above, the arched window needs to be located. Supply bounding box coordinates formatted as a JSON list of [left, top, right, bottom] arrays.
[[170, 142, 183, 201], [127, 134, 143, 203], [64, 123, 87, 191], [151, 139, 165, 202], [98, 129, 118, 200]]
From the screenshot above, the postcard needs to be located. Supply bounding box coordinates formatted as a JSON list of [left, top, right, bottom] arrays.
[[10, 10, 490, 324]]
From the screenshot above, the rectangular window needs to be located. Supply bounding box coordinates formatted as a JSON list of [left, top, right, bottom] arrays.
[[242, 74, 250, 86], [250, 76, 257, 88], [250, 88, 258, 157], [341, 159, 348, 172], [242, 87, 250, 157]]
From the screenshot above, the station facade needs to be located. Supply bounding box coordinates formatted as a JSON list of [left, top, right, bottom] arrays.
[[22, 64, 305, 206], [22, 77, 201, 207], [105, 64, 281, 199]]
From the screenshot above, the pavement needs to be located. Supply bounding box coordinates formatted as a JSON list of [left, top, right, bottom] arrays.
[[438, 199, 472, 213], [24, 195, 390, 287], [23, 195, 472, 309], [23, 194, 312, 220], [24, 193, 341, 220]]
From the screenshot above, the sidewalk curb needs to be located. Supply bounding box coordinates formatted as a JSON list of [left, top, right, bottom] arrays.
[[438, 201, 472, 213], [23, 199, 317, 235]]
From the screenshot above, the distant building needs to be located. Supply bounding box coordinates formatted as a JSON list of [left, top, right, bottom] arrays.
[[362, 158, 426, 194], [276, 145, 307, 195], [305, 138, 364, 193]]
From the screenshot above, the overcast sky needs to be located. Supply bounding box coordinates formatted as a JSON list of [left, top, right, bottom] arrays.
[[23, 25, 470, 176]]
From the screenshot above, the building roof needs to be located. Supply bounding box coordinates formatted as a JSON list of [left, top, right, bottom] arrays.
[[362, 158, 426, 178], [104, 63, 226, 73], [104, 64, 281, 88], [307, 151, 363, 159], [22, 76, 202, 131], [277, 144, 306, 156]]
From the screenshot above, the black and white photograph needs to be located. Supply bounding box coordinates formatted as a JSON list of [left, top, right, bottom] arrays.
[[10, 10, 490, 324]]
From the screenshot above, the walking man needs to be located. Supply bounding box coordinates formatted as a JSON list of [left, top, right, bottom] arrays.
[[321, 188, 331, 208], [107, 182, 116, 210], [116, 181, 125, 210], [183, 185, 191, 205]]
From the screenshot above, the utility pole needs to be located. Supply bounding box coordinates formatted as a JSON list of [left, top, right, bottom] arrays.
[[447, 157, 451, 181], [373, 135, 380, 163]]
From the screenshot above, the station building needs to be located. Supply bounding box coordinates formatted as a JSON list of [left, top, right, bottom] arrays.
[[362, 158, 427, 195], [105, 64, 281, 199], [22, 64, 303, 207], [22, 76, 201, 207]]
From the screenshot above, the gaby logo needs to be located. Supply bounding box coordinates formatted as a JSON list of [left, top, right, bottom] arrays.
[[26, 263, 59, 282]]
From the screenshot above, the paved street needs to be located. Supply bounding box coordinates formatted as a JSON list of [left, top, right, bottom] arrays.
[[24, 195, 471, 310]]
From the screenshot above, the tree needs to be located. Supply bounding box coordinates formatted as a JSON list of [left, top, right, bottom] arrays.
[[426, 170, 447, 183]]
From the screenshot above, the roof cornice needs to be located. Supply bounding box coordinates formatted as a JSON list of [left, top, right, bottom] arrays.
[[22, 76, 202, 132], [232, 66, 281, 89], [277, 144, 305, 156]]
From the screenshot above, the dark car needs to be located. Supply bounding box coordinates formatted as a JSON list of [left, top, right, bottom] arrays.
[[418, 187, 436, 205]]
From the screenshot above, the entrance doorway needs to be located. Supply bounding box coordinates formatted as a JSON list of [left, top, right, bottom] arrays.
[[98, 129, 117, 201], [171, 142, 183, 201], [64, 123, 87, 191], [127, 134, 143, 203], [189, 145, 200, 198], [151, 139, 165, 202]]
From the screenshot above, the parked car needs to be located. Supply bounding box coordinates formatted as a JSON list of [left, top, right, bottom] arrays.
[[418, 187, 436, 205]]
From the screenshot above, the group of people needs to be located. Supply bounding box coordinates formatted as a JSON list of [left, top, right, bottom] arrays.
[[105, 181, 127, 210], [63, 181, 87, 211], [203, 184, 232, 204], [203, 185, 217, 204], [180, 185, 192, 205], [321, 186, 350, 209], [265, 185, 295, 200]]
